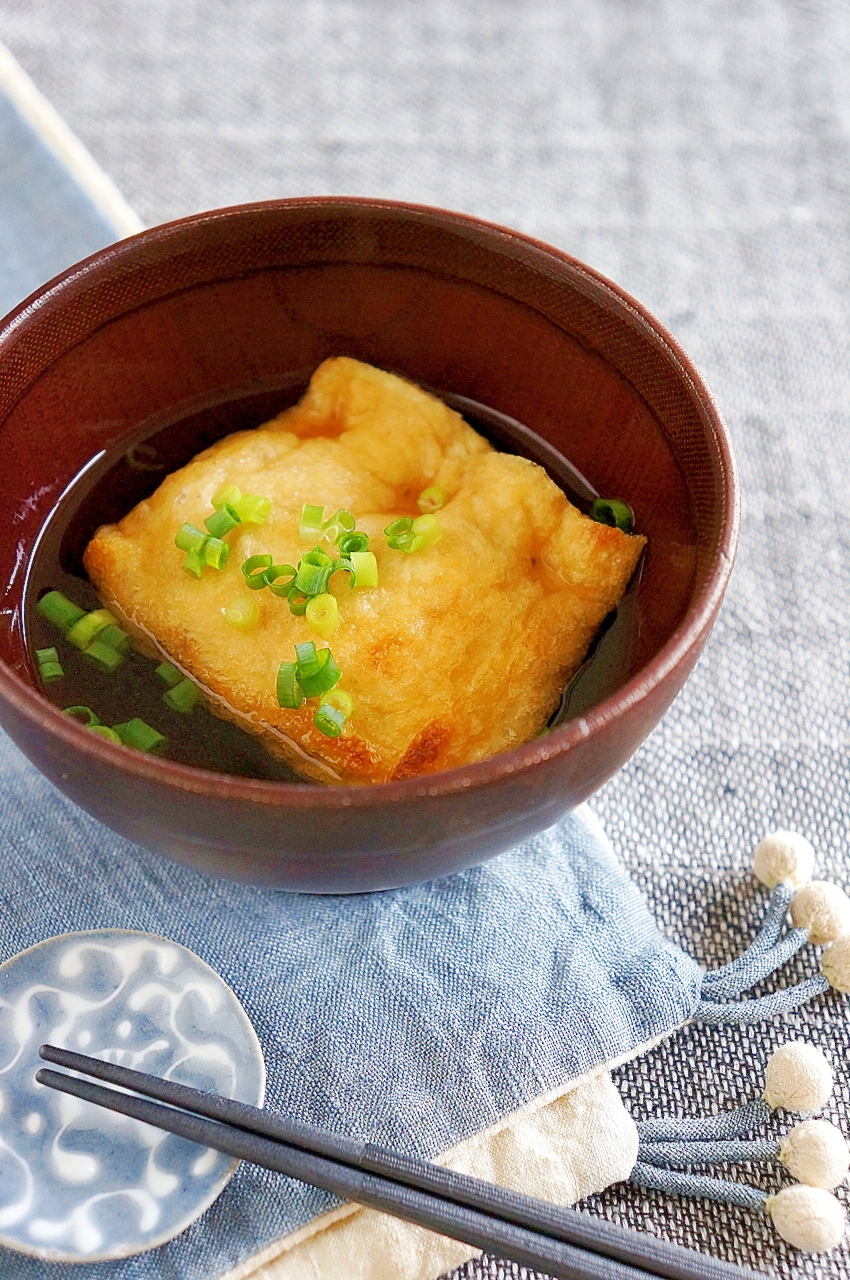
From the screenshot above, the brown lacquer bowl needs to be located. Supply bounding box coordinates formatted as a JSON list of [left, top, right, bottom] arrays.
[[0, 199, 738, 891]]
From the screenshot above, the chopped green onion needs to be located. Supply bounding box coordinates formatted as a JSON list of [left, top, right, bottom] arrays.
[[64, 705, 100, 727], [408, 513, 442, 552], [37, 590, 86, 633], [36, 646, 59, 665], [350, 551, 378, 587], [234, 494, 271, 524], [327, 557, 355, 587], [295, 640, 319, 675], [205, 503, 241, 538], [306, 593, 339, 639], [164, 678, 202, 714], [89, 725, 122, 744], [320, 688, 353, 720], [175, 523, 208, 553], [183, 548, 206, 579], [276, 661, 302, 709], [264, 564, 297, 596], [155, 661, 183, 688], [590, 497, 634, 533], [337, 531, 370, 555], [313, 704, 345, 737], [321, 508, 356, 543], [385, 514, 442, 553], [297, 647, 341, 698], [224, 596, 260, 631], [417, 485, 446, 514], [212, 484, 242, 509], [99, 624, 131, 653], [287, 586, 310, 615], [299, 503, 325, 538], [385, 517, 413, 546], [38, 661, 64, 683], [83, 639, 125, 673], [294, 551, 332, 596], [67, 608, 116, 651], [241, 553, 273, 589], [203, 537, 230, 570], [114, 717, 167, 754]]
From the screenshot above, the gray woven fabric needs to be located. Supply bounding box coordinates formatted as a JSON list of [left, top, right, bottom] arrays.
[[1, 1, 849, 1275]]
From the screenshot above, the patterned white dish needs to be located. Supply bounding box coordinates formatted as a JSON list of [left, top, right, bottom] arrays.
[[0, 929, 265, 1261]]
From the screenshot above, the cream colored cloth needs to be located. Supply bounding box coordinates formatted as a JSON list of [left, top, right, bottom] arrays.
[[220, 1069, 639, 1280]]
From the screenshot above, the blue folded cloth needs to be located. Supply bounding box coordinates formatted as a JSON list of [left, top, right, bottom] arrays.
[[0, 80, 703, 1277], [0, 87, 118, 319], [0, 727, 703, 1278]]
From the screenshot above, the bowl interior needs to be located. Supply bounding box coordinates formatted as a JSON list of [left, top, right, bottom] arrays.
[[0, 201, 729, 788]]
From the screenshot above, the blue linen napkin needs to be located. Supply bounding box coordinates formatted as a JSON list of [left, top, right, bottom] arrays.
[[0, 77, 704, 1277], [0, 86, 119, 319], [0, 727, 704, 1279]]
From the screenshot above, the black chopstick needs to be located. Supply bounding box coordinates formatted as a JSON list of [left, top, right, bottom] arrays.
[[37, 1046, 756, 1280]]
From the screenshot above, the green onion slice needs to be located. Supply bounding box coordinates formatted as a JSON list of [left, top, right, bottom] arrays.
[[175, 523, 209, 553], [89, 725, 123, 744], [320, 688, 353, 720], [212, 484, 242, 509], [242, 553, 273, 589], [295, 640, 319, 676], [203, 537, 230, 570], [264, 564, 297, 596], [64, 705, 101, 727], [313, 703, 345, 737], [337, 531, 369, 555], [287, 586, 310, 616], [99, 624, 131, 653], [385, 517, 413, 540], [37, 590, 86, 633], [38, 661, 64, 683], [164, 678, 202, 714], [83, 639, 124, 673], [224, 596, 260, 631], [306, 593, 339, 639], [417, 485, 446, 514], [36, 647, 59, 665], [294, 556, 331, 597], [350, 550, 378, 588], [321, 508, 356, 543], [234, 494, 271, 524], [114, 717, 167, 754], [67, 608, 116, 651], [408, 513, 442, 551], [299, 504, 324, 539], [276, 661, 302, 709], [590, 497, 634, 533], [297, 647, 341, 698], [205, 504, 241, 538], [155, 661, 183, 687], [183, 548, 206, 579]]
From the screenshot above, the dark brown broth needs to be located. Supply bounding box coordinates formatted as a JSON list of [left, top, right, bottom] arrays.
[[23, 380, 642, 780]]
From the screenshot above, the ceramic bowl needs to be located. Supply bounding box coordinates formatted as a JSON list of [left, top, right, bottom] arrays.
[[0, 199, 738, 891]]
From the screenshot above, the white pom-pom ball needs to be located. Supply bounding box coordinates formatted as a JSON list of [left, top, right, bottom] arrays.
[[753, 831, 815, 889], [779, 1120, 850, 1189], [766, 1185, 846, 1252], [791, 882, 850, 945], [763, 1042, 834, 1112], [821, 936, 850, 993]]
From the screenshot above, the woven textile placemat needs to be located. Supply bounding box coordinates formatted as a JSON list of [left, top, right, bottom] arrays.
[[1, 2, 849, 1275]]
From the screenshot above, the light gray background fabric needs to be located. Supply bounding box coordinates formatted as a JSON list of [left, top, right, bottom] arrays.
[[1, 1, 849, 1276]]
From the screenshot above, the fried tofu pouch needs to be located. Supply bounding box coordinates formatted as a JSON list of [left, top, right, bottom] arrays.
[[84, 358, 646, 785]]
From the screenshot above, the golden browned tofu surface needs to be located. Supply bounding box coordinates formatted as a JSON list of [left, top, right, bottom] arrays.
[[85, 358, 645, 785]]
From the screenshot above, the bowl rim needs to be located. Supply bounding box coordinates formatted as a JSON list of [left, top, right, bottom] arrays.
[[0, 195, 740, 808]]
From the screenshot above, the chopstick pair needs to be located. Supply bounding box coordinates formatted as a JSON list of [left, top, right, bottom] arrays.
[[37, 1046, 756, 1280]]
